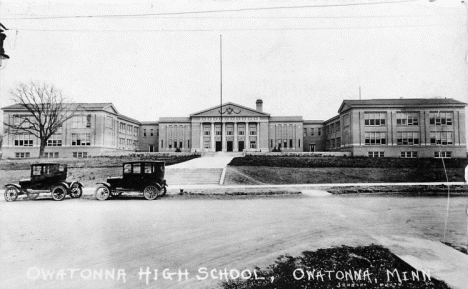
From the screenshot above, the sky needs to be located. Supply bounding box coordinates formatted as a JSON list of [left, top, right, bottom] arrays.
[[0, 0, 467, 128]]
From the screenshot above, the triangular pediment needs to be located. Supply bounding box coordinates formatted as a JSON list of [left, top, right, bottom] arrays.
[[190, 102, 270, 118], [103, 104, 119, 114], [338, 102, 351, 113]]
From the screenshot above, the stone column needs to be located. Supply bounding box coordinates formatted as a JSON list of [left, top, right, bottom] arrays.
[[246, 122, 250, 150], [257, 122, 260, 151], [233, 122, 238, 151], [199, 123, 203, 151], [211, 122, 215, 151], [222, 122, 227, 152]]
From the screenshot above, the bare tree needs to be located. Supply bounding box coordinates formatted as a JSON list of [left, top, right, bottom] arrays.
[[3, 82, 76, 157]]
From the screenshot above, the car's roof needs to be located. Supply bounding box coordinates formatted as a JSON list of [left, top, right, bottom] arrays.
[[31, 163, 66, 166], [123, 161, 165, 164]]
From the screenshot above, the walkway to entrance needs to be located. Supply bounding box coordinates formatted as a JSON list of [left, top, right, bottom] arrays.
[[165, 152, 242, 185], [168, 152, 240, 169]]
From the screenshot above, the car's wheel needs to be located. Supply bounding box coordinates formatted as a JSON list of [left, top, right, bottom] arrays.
[[94, 185, 110, 201], [161, 187, 167, 197], [4, 186, 19, 202], [70, 183, 83, 198], [27, 192, 40, 200], [51, 185, 67, 201], [143, 185, 160, 200]]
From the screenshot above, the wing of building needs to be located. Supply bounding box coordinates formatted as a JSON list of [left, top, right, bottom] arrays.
[[2, 98, 466, 158]]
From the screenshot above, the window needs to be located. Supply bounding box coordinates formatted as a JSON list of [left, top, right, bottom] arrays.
[[430, 131, 453, 145], [249, 125, 256, 136], [134, 127, 138, 137], [430, 112, 453, 126], [150, 129, 153, 136], [397, 132, 420, 145], [161, 140, 164, 148], [289, 139, 293, 148], [368, 151, 384, 158], [238, 130, 245, 135], [311, 128, 315, 136], [336, 137, 341, 147], [303, 128, 307, 137], [71, 133, 91, 146], [401, 151, 418, 158], [143, 129, 147, 137], [179, 141, 183, 148], [174, 141, 177, 148], [133, 163, 141, 174], [203, 140, 211, 149], [283, 139, 287, 149], [227, 130, 233, 135], [271, 139, 273, 148], [397, 112, 419, 126], [119, 123, 126, 133], [72, 152, 88, 158], [298, 139, 301, 148], [204, 127, 211, 136], [72, 115, 91, 128], [123, 164, 132, 173], [434, 151, 452, 158], [250, 141, 256, 149], [15, 152, 30, 158], [364, 132, 387, 145], [44, 152, 59, 158], [46, 134, 62, 146], [318, 128, 322, 136], [14, 134, 33, 146], [216, 130, 221, 136], [188, 140, 190, 148], [364, 113, 386, 126]]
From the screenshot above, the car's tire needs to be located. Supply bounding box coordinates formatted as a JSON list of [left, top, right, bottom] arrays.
[[143, 185, 160, 200], [51, 185, 67, 201], [27, 192, 40, 200], [70, 183, 83, 198], [161, 187, 167, 197], [4, 186, 19, 202], [94, 185, 110, 201]]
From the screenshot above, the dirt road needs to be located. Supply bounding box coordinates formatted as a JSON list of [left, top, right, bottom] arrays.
[[0, 193, 466, 289]]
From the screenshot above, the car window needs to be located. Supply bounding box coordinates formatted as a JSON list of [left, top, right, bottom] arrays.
[[48, 165, 58, 174], [133, 163, 141, 174], [32, 166, 42, 176], [123, 164, 132, 174], [144, 163, 152, 174]]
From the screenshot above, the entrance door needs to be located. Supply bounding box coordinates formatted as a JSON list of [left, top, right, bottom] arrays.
[[227, 141, 233, 152], [149, 145, 154, 152], [309, 144, 315, 152], [216, 141, 222, 152], [238, 141, 244, 152]]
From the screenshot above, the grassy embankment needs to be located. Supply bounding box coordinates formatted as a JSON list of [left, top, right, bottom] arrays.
[[224, 156, 468, 192], [0, 154, 200, 187]]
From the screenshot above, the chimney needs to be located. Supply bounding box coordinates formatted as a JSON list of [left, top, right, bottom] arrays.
[[256, 99, 263, 112]]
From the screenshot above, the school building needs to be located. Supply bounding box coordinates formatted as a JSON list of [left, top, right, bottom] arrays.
[[1, 98, 466, 158]]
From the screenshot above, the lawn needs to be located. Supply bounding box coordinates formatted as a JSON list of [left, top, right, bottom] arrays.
[[223, 166, 466, 185]]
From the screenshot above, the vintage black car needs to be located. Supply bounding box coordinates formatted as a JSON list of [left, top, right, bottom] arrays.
[[4, 163, 84, 202], [94, 161, 167, 201]]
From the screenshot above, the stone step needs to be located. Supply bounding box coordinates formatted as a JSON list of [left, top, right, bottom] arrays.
[[165, 168, 223, 185]]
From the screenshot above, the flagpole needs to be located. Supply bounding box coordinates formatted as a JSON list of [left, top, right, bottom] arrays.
[[220, 35, 223, 152]]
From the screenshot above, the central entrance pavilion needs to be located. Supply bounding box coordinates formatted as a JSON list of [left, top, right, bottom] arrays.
[[158, 100, 305, 153]]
